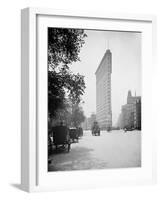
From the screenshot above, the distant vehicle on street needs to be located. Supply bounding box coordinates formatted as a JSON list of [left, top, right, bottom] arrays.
[[91, 121, 100, 136], [124, 127, 135, 132]]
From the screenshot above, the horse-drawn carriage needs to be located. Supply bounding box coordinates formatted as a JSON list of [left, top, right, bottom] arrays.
[[49, 123, 84, 153], [78, 127, 83, 138], [52, 125, 71, 152], [69, 127, 83, 142], [69, 127, 79, 143], [92, 121, 100, 136]]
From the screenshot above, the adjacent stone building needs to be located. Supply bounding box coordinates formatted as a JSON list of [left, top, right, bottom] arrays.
[[119, 91, 141, 130], [95, 49, 112, 130]]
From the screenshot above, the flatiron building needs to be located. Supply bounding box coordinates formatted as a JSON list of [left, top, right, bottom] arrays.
[[95, 49, 112, 130]]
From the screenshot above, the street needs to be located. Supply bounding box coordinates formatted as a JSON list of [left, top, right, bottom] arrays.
[[48, 130, 141, 171]]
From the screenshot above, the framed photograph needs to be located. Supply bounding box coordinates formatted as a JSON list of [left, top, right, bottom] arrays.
[[21, 8, 156, 192]]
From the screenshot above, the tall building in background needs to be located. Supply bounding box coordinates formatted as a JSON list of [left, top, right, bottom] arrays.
[[118, 90, 141, 130], [95, 49, 112, 130]]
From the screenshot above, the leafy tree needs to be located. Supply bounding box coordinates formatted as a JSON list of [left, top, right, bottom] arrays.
[[71, 105, 85, 127], [48, 28, 87, 70], [48, 28, 87, 118], [48, 70, 66, 118]]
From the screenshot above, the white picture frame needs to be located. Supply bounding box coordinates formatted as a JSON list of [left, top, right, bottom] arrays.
[[21, 7, 157, 192]]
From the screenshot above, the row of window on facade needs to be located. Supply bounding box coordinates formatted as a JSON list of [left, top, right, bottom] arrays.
[[117, 90, 141, 130]]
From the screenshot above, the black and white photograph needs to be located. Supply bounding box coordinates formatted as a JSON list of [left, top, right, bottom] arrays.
[[48, 27, 141, 172]]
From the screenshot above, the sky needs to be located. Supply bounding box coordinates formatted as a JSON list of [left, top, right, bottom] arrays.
[[69, 30, 141, 125]]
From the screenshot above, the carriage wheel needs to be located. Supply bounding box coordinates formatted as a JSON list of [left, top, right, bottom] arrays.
[[67, 143, 71, 152]]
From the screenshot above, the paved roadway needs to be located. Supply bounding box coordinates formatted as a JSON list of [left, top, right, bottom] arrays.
[[48, 130, 141, 172]]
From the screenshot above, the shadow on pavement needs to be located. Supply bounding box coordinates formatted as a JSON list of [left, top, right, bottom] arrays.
[[48, 146, 96, 171]]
